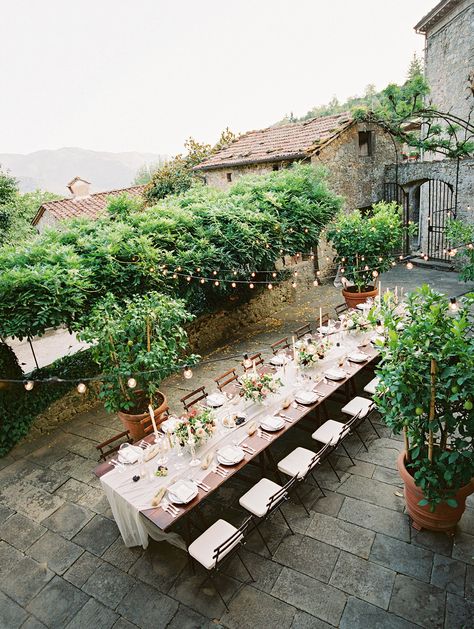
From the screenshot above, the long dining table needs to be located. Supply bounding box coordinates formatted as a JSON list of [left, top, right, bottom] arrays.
[[95, 326, 379, 550]]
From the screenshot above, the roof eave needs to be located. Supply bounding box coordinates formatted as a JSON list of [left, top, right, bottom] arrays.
[[414, 0, 458, 33], [193, 154, 307, 172]]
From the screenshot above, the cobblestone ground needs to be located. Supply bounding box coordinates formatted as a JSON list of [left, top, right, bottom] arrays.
[[1, 267, 473, 628]]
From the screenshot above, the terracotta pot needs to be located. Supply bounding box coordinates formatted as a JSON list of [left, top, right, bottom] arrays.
[[117, 390, 167, 441], [397, 451, 474, 533], [342, 285, 378, 309]]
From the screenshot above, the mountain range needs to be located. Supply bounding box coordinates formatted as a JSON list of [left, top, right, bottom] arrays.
[[0, 147, 167, 195]]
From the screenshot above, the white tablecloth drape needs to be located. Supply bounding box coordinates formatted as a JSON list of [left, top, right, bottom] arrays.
[[100, 331, 369, 548]]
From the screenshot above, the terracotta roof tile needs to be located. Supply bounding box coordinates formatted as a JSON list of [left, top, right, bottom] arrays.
[[194, 112, 353, 170], [33, 184, 146, 225]]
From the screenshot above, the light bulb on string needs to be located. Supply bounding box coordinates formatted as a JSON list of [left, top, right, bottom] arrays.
[[340, 268, 345, 274], [243, 353, 252, 369], [213, 270, 218, 276], [292, 281, 297, 288], [293, 271, 298, 277], [177, 266, 182, 272], [316, 270, 321, 276], [127, 377, 137, 389], [231, 282, 236, 288], [186, 276, 191, 282], [249, 283, 254, 289], [214, 280, 220, 286], [251, 272, 256, 278], [77, 382, 87, 394], [468, 244, 474, 250], [172, 273, 178, 279], [378, 257, 383, 263], [183, 365, 193, 379], [313, 279, 319, 286], [233, 270, 237, 275], [267, 283, 273, 290], [391, 261, 396, 266], [272, 272, 277, 278], [406, 262, 413, 270], [24, 380, 34, 391], [399, 255, 404, 261], [372, 270, 378, 278], [196, 267, 201, 273], [449, 297, 458, 312], [200, 278, 205, 284]]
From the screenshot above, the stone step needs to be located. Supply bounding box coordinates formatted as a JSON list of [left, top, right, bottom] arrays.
[[411, 256, 455, 272]]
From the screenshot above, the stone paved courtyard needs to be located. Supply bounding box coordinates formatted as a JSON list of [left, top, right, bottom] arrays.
[[1, 267, 473, 629]]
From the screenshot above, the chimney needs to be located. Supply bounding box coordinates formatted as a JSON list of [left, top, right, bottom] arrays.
[[67, 177, 91, 199]]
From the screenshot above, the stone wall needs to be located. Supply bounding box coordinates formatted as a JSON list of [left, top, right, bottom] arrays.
[[203, 160, 293, 190], [423, 0, 474, 125], [36, 208, 59, 234], [312, 123, 400, 212]]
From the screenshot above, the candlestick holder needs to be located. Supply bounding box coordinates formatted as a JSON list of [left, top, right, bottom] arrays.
[[188, 438, 201, 467]]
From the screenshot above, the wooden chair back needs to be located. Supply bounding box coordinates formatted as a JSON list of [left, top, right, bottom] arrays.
[[335, 303, 348, 316], [140, 405, 170, 435], [96, 430, 132, 462], [214, 367, 239, 392], [294, 323, 312, 340], [270, 337, 290, 355], [181, 386, 208, 412]]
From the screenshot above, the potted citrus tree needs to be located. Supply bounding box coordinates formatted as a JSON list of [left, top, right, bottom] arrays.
[[79, 291, 196, 440], [327, 201, 403, 308], [374, 285, 474, 532]]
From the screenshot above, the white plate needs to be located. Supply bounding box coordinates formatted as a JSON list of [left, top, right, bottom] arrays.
[[160, 417, 180, 434], [259, 416, 285, 432], [317, 326, 329, 334], [207, 393, 226, 408], [217, 445, 245, 466], [270, 355, 286, 366], [295, 390, 319, 405], [117, 445, 142, 464], [324, 368, 346, 381], [348, 352, 369, 363], [168, 479, 198, 504]]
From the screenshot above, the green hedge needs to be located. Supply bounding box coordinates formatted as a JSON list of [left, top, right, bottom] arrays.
[[0, 346, 100, 457]]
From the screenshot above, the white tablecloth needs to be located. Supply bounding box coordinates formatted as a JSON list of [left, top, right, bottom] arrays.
[[100, 330, 370, 548]]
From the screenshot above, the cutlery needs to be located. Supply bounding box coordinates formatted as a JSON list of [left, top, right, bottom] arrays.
[[213, 468, 227, 478], [160, 501, 179, 517], [216, 465, 229, 476], [110, 459, 125, 471], [166, 502, 180, 515], [279, 413, 295, 422], [196, 481, 210, 491], [322, 378, 337, 387], [257, 429, 272, 442], [241, 443, 256, 453]]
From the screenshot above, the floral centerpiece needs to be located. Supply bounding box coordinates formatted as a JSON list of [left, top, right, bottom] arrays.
[[340, 309, 373, 332], [297, 338, 332, 367], [240, 372, 282, 403], [175, 407, 216, 446]]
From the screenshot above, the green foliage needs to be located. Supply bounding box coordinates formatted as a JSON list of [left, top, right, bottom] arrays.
[[0, 348, 100, 457], [327, 201, 403, 292], [375, 285, 474, 509], [78, 292, 196, 414], [447, 219, 474, 282], [133, 160, 167, 185], [0, 164, 340, 340], [107, 193, 144, 220], [145, 128, 238, 203]]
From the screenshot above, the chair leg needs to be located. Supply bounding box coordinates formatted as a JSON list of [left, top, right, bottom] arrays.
[[342, 443, 356, 466], [209, 572, 229, 611], [311, 471, 326, 497], [278, 506, 295, 535], [293, 486, 310, 516], [368, 415, 381, 438], [254, 522, 273, 557], [354, 427, 368, 451], [327, 456, 341, 482], [236, 550, 255, 582]]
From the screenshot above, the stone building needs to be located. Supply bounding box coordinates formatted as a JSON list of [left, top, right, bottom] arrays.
[[415, 0, 474, 125], [32, 177, 145, 233], [194, 112, 398, 212]]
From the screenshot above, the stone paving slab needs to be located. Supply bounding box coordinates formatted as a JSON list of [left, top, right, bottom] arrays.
[[25, 575, 89, 628], [306, 512, 376, 559], [389, 574, 446, 629], [338, 496, 411, 542], [369, 533, 434, 582]]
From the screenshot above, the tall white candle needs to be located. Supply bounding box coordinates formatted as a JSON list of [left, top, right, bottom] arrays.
[[252, 359, 257, 375], [148, 404, 159, 439]]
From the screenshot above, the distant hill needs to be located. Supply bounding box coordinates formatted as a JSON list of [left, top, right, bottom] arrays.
[[0, 147, 167, 194]]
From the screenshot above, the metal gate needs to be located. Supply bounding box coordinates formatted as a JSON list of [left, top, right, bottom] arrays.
[[425, 179, 454, 261], [383, 182, 409, 256]]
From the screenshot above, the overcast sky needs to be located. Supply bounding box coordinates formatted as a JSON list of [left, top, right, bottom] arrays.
[[1, 0, 435, 156]]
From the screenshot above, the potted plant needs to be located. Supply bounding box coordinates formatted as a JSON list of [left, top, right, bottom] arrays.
[[374, 285, 474, 532], [327, 201, 403, 308], [79, 291, 197, 440]]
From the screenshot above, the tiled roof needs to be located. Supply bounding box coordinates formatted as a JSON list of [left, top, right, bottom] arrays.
[[32, 184, 146, 225], [194, 112, 353, 171], [414, 0, 460, 33]]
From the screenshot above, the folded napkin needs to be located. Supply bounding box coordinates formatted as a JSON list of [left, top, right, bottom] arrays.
[[144, 444, 160, 462], [168, 480, 196, 503], [151, 486, 167, 507], [207, 393, 226, 407], [118, 445, 142, 464], [295, 390, 319, 405], [201, 451, 214, 470]]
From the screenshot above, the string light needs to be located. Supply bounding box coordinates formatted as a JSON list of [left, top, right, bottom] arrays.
[[196, 267, 201, 273], [183, 365, 193, 379], [77, 382, 87, 394], [243, 353, 252, 369], [292, 281, 297, 288], [24, 380, 34, 391], [214, 280, 220, 286], [200, 278, 205, 284], [231, 282, 236, 288], [251, 272, 256, 278], [267, 283, 273, 290], [186, 276, 191, 282], [372, 270, 378, 277], [313, 279, 319, 286], [127, 377, 137, 389], [249, 283, 254, 289], [213, 270, 218, 276], [172, 273, 177, 279], [406, 262, 414, 270], [272, 272, 277, 278], [449, 297, 458, 312]]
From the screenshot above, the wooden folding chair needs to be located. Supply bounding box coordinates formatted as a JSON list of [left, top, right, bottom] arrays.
[[294, 323, 313, 340], [214, 367, 239, 392], [140, 405, 170, 436], [334, 303, 348, 316], [270, 337, 290, 355], [241, 352, 264, 372], [96, 430, 132, 461], [181, 386, 208, 412]]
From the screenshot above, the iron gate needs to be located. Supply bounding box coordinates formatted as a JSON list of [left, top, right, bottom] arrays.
[[425, 179, 454, 261], [383, 182, 409, 256]]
